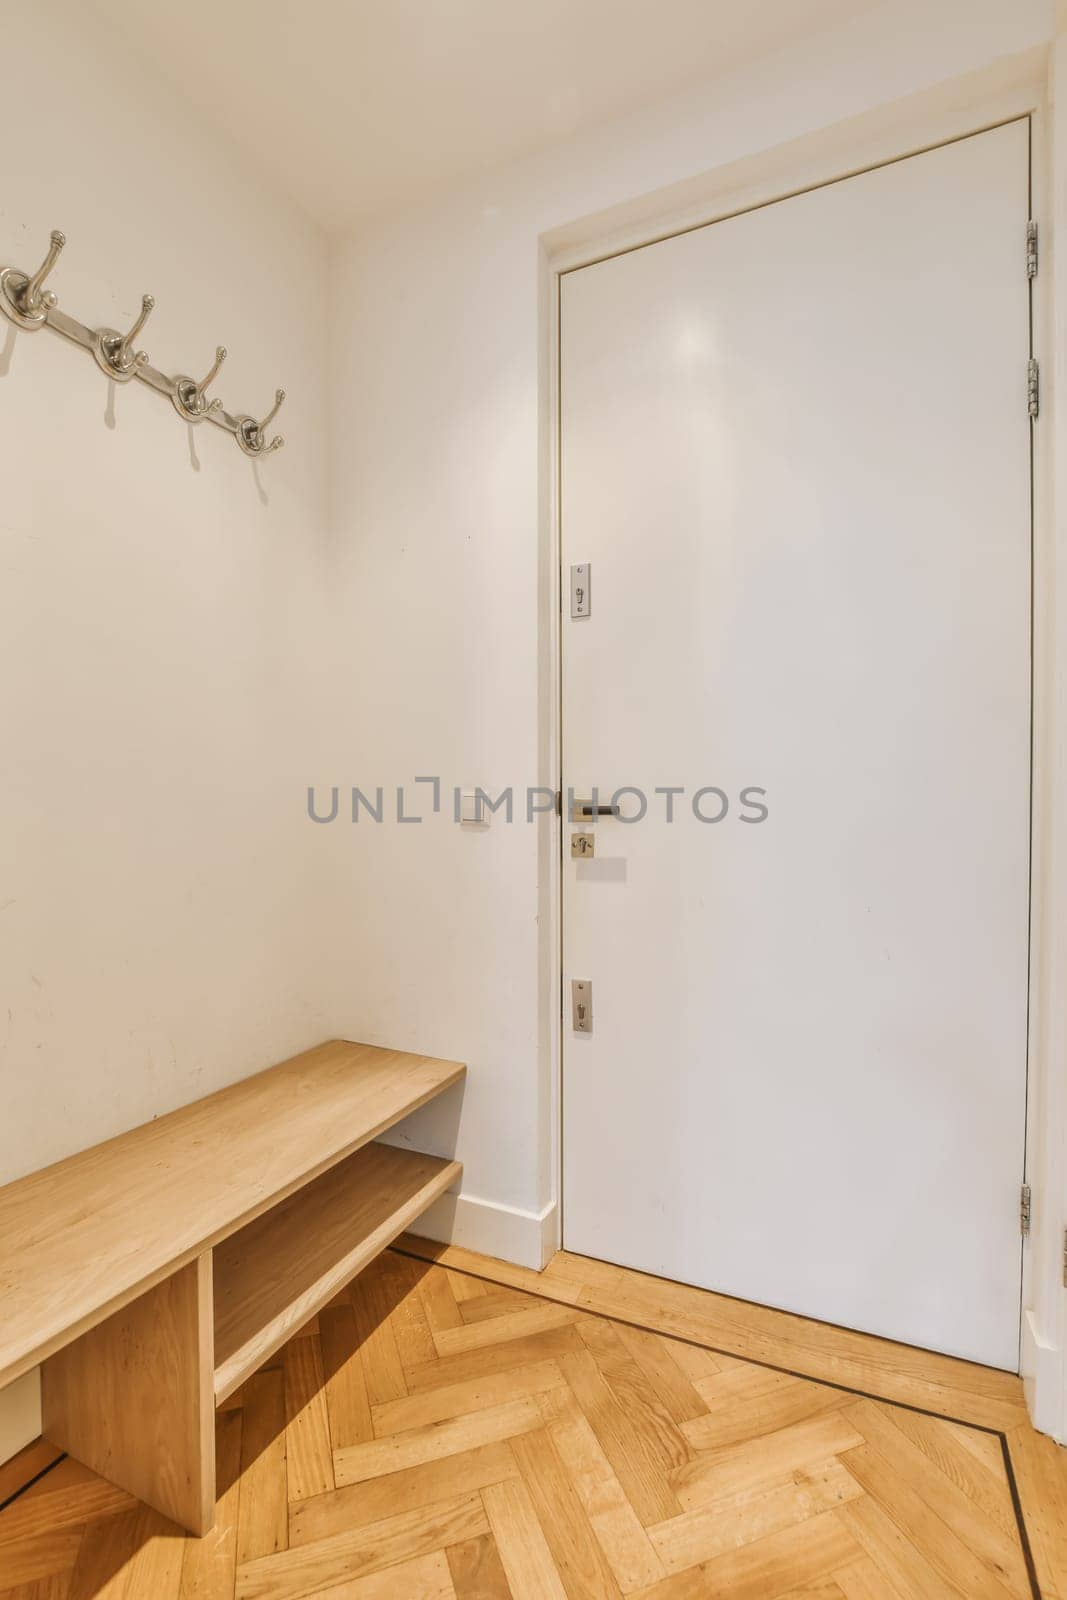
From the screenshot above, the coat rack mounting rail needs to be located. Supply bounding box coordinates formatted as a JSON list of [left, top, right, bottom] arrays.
[[0, 229, 285, 459]]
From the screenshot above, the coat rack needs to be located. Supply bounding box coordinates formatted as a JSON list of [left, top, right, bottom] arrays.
[[0, 230, 285, 459]]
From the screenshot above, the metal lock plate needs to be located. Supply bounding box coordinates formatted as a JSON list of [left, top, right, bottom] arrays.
[[570, 832, 595, 859], [570, 563, 591, 618], [572, 979, 592, 1033]]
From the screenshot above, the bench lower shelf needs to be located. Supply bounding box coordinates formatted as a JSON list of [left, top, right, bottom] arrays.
[[40, 1139, 459, 1534], [213, 1142, 460, 1402]]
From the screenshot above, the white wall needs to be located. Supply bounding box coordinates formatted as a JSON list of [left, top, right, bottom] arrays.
[[326, 0, 1055, 1265], [0, 1, 332, 1453]]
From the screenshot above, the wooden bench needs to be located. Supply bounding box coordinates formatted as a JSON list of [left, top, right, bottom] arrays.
[[0, 1039, 464, 1534]]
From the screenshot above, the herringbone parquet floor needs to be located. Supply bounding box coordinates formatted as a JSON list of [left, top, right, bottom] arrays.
[[0, 1246, 1040, 1599]]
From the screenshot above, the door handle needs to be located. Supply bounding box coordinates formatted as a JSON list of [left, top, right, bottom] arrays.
[[572, 799, 620, 818]]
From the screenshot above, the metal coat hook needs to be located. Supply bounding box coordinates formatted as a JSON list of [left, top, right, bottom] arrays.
[[174, 345, 226, 422], [94, 293, 154, 381], [236, 388, 285, 457], [0, 229, 65, 329], [0, 226, 287, 462]]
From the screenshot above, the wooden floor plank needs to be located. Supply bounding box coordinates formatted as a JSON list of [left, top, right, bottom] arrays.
[[0, 1574, 73, 1600], [179, 1409, 243, 1600], [840, 1438, 1022, 1600], [432, 1306, 580, 1359], [842, 1400, 1028, 1595], [694, 1510, 860, 1600], [647, 1460, 862, 1575], [289, 1445, 518, 1550], [683, 1368, 850, 1453], [445, 1533, 514, 1600], [457, 1291, 543, 1323], [448, 1272, 489, 1304], [577, 1319, 692, 1492], [382, 1257, 441, 1370], [372, 1362, 566, 1438], [0, 1531, 82, 1595], [235, 1493, 486, 1600], [0, 1445, 64, 1510], [536, 1387, 666, 1593], [119, 1506, 185, 1600], [418, 1267, 466, 1338], [234, 1371, 287, 1566], [630, 1568, 714, 1600], [352, 1259, 409, 1405], [673, 1413, 864, 1511], [481, 1478, 568, 1600], [944, 1420, 1009, 1478], [775, 1582, 848, 1600], [561, 1344, 682, 1527], [530, 1257, 594, 1308], [1005, 1420, 1067, 1600], [509, 1427, 624, 1600], [833, 1554, 912, 1600], [349, 1550, 458, 1598], [333, 1398, 554, 1488], [609, 1325, 709, 1427], [880, 1410, 1017, 1535], [835, 1495, 964, 1599], [310, 1550, 458, 1599], [405, 1327, 587, 1395], [771, 1580, 844, 1593], [659, 1340, 725, 1386], [0, 1459, 135, 1545], [63, 1507, 144, 1600], [283, 1337, 334, 1503], [692, 1361, 799, 1406], [319, 1302, 374, 1451]]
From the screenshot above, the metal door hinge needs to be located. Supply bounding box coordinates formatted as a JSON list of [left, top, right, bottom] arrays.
[[1020, 1183, 1032, 1237], [1028, 359, 1039, 419], [1027, 220, 1038, 279]]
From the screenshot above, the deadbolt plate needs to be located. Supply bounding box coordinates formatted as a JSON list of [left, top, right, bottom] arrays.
[[571, 832, 595, 859]]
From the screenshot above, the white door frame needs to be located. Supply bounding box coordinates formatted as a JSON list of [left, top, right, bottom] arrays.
[[537, 47, 1067, 1439]]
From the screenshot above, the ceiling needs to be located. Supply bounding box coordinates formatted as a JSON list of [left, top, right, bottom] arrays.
[[88, 0, 872, 233]]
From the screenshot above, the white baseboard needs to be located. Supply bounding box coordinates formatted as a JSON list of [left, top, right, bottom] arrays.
[[0, 1369, 41, 1469], [411, 1189, 559, 1272], [1021, 1307, 1063, 1442]]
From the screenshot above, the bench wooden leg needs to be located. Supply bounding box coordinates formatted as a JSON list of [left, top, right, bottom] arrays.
[[40, 1252, 215, 1535]]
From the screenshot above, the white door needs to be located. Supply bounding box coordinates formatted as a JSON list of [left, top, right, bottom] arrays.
[[561, 121, 1032, 1370]]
